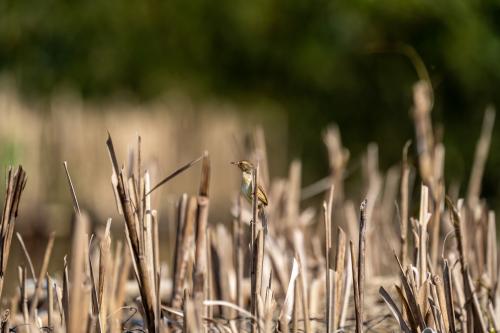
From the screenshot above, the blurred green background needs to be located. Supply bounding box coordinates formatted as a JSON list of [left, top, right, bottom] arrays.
[[1, 0, 500, 209]]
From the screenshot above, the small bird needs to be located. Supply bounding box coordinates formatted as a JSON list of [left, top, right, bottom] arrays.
[[231, 160, 268, 230]]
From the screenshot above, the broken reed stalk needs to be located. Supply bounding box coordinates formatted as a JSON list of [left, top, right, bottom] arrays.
[[0, 166, 27, 300]]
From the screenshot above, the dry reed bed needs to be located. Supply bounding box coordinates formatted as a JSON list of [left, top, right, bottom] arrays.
[[0, 80, 498, 332]]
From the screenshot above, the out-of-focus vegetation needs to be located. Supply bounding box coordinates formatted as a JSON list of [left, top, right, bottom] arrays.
[[1, 0, 500, 206]]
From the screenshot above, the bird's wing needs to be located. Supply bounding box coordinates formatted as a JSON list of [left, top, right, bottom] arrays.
[[257, 184, 268, 206]]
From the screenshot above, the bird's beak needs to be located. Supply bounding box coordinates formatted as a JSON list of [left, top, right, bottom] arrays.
[[230, 161, 237, 166]]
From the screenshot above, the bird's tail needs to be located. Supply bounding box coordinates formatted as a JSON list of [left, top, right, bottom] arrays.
[[258, 206, 268, 234]]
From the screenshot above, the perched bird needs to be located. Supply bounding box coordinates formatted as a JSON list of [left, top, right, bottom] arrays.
[[231, 160, 268, 230]]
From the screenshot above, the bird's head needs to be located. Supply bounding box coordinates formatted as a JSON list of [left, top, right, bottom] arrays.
[[230, 160, 254, 173]]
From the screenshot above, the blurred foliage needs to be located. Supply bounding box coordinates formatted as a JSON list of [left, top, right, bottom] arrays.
[[1, 0, 500, 206]]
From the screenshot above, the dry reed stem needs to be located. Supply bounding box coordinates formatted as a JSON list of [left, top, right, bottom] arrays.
[[487, 212, 497, 303], [193, 152, 210, 332], [29, 232, 55, 317], [350, 240, 361, 333], [323, 186, 333, 333], [287, 160, 301, 227], [172, 196, 197, 308], [443, 260, 456, 333], [106, 134, 156, 332], [323, 125, 349, 202], [172, 194, 188, 303], [466, 107, 495, 210], [334, 227, 346, 330], [88, 236, 102, 333], [47, 274, 54, 330], [339, 245, 352, 329], [292, 280, 299, 333], [206, 228, 213, 323], [297, 255, 311, 333], [254, 126, 270, 187], [0, 166, 27, 300], [69, 214, 89, 333], [412, 80, 435, 194], [250, 161, 262, 329], [98, 220, 111, 333], [430, 144, 444, 267], [418, 185, 429, 288], [234, 195, 244, 310], [432, 275, 449, 333], [18, 266, 29, 332], [357, 199, 368, 333], [280, 258, 299, 329], [400, 141, 411, 268]]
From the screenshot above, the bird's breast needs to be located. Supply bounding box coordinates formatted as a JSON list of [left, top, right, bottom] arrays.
[[241, 173, 253, 200]]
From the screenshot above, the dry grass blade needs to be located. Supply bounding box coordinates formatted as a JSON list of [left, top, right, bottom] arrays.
[[63, 161, 81, 215], [16, 233, 36, 282], [394, 253, 426, 329], [146, 155, 204, 196], [379, 286, 411, 333]]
